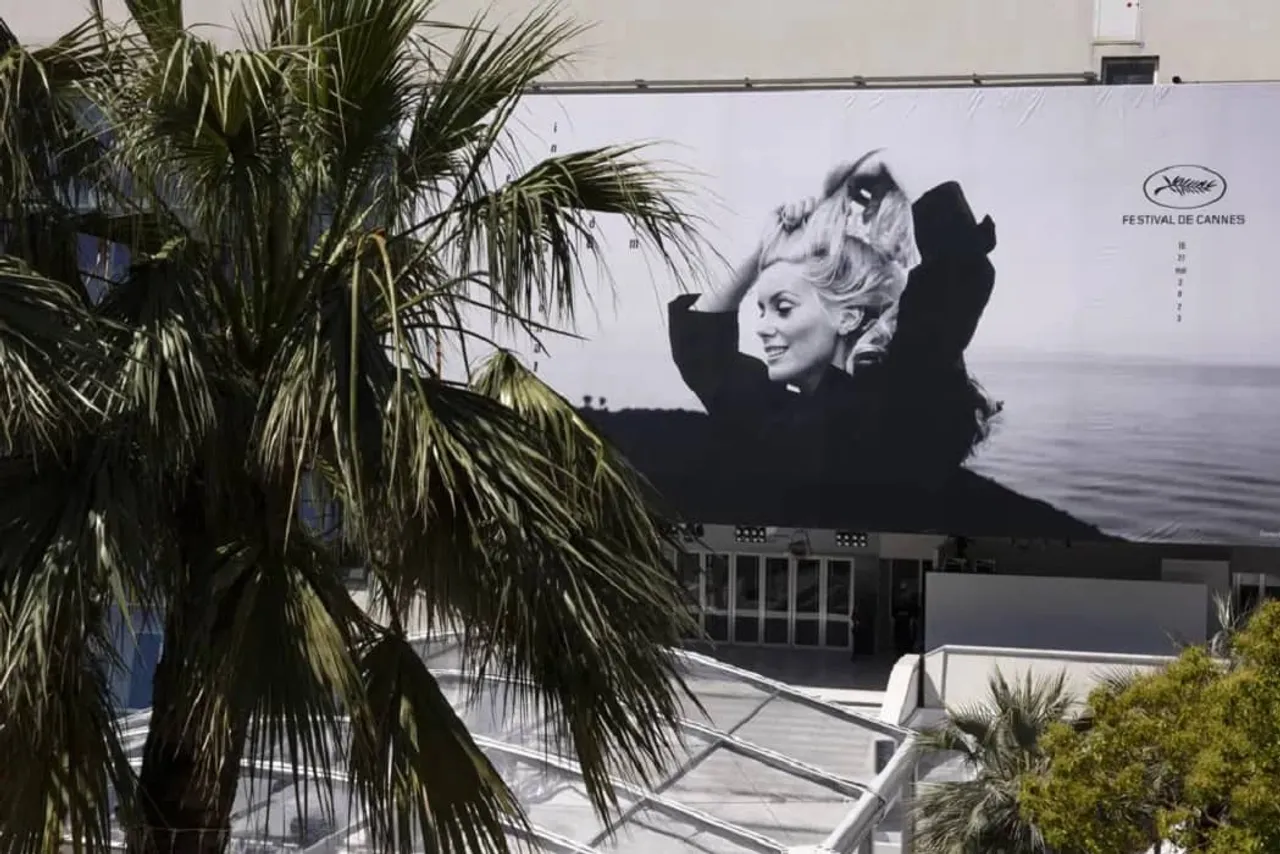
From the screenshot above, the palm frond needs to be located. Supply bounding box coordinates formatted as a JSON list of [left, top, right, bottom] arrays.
[[0, 434, 174, 854], [911, 669, 1075, 854], [0, 258, 103, 454], [121, 0, 183, 52], [0, 16, 111, 212], [438, 146, 707, 334], [451, 355, 696, 816], [0, 622, 133, 854], [392, 6, 582, 198], [3, 1, 711, 851], [348, 631, 525, 854]]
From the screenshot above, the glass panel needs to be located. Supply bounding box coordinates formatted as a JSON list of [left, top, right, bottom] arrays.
[[892, 559, 923, 656], [852, 559, 877, 656], [705, 613, 729, 642], [795, 559, 820, 615], [705, 555, 730, 610], [77, 234, 130, 305], [764, 557, 789, 612], [825, 620, 850, 649], [733, 615, 759, 643], [891, 559, 921, 598], [127, 634, 162, 709], [676, 551, 702, 608], [735, 556, 760, 612], [763, 617, 789, 645], [826, 560, 851, 615], [1241, 583, 1262, 612], [734, 555, 761, 644], [602, 807, 745, 853], [794, 619, 820, 646], [665, 747, 850, 847]]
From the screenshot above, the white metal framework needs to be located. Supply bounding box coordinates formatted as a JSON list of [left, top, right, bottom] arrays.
[[105, 634, 920, 853]]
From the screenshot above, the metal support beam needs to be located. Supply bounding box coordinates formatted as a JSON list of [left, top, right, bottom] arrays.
[[472, 734, 786, 853], [591, 682, 779, 847], [429, 667, 876, 798], [674, 650, 911, 740], [396, 635, 907, 742], [677, 719, 868, 799], [821, 733, 922, 854], [502, 822, 602, 854], [524, 71, 1100, 95]]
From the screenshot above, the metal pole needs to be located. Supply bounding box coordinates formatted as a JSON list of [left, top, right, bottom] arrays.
[[821, 734, 921, 853], [523, 71, 1100, 95]]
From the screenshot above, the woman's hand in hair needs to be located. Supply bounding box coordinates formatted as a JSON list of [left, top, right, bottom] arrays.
[[777, 196, 817, 232], [760, 196, 818, 266], [692, 195, 817, 313]]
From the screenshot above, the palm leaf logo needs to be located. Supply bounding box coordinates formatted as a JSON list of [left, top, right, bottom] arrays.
[[1153, 175, 1218, 196]]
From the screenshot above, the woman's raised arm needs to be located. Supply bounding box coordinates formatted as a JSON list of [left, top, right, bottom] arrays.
[[691, 198, 816, 313], [691, 248, 762, 313]]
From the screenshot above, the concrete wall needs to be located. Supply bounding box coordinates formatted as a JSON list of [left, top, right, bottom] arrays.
[[10, 0, 1280, 83], [920, 644, 1176, 710], [681, 524, 942, 561], [1161, 559, 1231, 635], [962, 537, 1231, 581], [924, 571, 1209, 655]]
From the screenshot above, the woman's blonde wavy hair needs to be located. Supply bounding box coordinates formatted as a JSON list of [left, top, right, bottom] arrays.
[[764, 180, 918, 374]]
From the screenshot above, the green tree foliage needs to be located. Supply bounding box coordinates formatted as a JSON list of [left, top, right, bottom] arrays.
[[1022, 601, 1280, 854], [910, 670, 1074, 854], [0, 2, 710, 853]]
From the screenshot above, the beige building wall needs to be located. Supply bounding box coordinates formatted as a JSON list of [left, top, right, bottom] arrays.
[[8, 0, 1279, 83]]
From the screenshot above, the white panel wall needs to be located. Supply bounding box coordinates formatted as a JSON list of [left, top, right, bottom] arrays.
[[920, 645, 1175, 710], [924, 572, 1208, 655], [1094, 0, 1142, 43], [10, 0, 1280, 83], [1161, 558, 1231, 634]]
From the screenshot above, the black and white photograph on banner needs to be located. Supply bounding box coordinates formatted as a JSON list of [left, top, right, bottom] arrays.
[[468, 83, 1280, 546]]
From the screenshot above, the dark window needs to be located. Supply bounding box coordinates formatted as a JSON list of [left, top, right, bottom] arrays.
[[676, 551, 702, 608], [705, 554, 730, 610], [1101, 55, 1159, 85]]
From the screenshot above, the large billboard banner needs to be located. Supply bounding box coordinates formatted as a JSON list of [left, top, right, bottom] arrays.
[[488, 83, 1280, 546]]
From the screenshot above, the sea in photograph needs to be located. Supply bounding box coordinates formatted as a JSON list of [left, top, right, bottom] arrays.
[[965, 355, 1280, 544]]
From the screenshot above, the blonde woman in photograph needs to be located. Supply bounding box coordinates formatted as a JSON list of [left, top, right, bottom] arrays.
[[667, 150, 1001, 489]]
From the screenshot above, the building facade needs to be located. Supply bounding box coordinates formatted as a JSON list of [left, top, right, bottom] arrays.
[[13, 0, 1280, 84], [13, 0, 1280, 671]]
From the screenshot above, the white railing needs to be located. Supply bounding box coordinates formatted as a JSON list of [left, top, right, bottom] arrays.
[[920, 644, 1178, 710]]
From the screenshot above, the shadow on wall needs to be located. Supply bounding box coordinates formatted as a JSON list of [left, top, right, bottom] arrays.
[[583, 408, 1115, 540]]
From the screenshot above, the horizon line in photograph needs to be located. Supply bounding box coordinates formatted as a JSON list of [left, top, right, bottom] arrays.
[[462, 82, 1280, 547]]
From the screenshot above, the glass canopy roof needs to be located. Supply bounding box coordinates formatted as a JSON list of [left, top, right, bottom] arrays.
[[111, 633, 915, 854]]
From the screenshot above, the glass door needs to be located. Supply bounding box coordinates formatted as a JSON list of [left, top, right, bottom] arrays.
[[675, 551, 703, 640], [763, 557, 791, 644], [890, 559, 924, 656], [852, 558, 878, 655], [793, 558, 822, 646], [824, 559, 853, 649], [704, 555, 731, 642], [731, 555, 762, 643], [1265, 573, 1280, 602]]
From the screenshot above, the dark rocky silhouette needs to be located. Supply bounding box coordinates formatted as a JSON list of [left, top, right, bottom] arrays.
[[583, 407, 1117, 541]]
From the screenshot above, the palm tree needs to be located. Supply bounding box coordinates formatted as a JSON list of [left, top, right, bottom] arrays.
[[0, 2, 708, 853], [909, 671, 1075, 854]]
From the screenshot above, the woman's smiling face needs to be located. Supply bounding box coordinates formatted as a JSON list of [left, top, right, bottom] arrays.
[[754, 261, 841, 391]]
